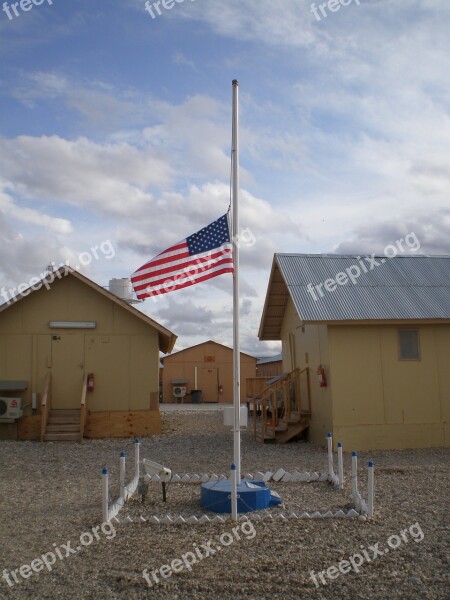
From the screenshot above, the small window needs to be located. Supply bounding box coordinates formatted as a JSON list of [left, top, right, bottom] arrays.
[[398, 329, 420, 360]]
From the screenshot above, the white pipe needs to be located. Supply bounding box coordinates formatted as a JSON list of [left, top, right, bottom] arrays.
[[119, 451, 126, 500], [231, 463, 238, 521], [194, 366, 198, 390], [368, 461, 374, 517], [327, 432, 334, 479], [351, 451, 358, 501], [337, 442, 344, 490], [232, 80, 241, 487], [135, 438, 140, 479], [102, 467, 109, 523]]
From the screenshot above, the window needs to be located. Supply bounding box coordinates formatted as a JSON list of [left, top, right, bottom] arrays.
[[398, 329, 420, 360]]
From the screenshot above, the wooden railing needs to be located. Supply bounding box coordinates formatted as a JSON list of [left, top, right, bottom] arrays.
[[79, 373, 88, 443], [40, 372, 52, 442], [252, 367, 311, 442], [246, 377, 273, 400]]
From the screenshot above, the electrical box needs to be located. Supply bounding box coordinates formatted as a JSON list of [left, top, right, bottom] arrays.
[[223, 406, 248, 428]]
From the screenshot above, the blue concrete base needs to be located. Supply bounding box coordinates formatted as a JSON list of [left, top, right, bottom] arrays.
[[200, 479, 282, 513]]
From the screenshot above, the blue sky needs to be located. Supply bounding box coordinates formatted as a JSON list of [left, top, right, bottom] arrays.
[[0, 0, 449, 355]]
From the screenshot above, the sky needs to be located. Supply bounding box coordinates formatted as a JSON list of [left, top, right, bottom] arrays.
[[0, 0, 449, 357]]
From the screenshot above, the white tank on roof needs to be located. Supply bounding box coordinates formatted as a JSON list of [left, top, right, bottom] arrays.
[[109, 278, 133, 301]]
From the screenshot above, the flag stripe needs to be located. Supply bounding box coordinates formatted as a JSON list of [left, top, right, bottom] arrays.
[[133, 255, 234, 294], [131, 213, 234, 300], [135, 265, 234, 299], [132, 245, 232, 285], [133, 242, 189, 273]]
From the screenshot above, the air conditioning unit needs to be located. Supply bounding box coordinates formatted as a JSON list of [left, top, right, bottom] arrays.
[[173, 386, 187, 398], [0, 397, 23, 422]]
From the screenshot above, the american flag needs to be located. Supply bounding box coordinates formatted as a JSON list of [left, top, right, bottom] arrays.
[[131, 214, 234, 300]]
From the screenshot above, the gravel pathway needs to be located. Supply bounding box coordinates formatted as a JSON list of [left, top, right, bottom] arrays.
[[0, 409, 448, 599]]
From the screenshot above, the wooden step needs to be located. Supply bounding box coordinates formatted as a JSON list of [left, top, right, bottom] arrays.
[[43, 432, 80, 442], [46, 424, 80, 433], [275, 419, 310, 444], [47, 417, 80, 424], [274, 421, 288, 432], [49, 409, 80, 417]]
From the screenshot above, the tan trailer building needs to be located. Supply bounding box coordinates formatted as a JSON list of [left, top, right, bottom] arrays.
[[0, 267, 176, 441], [256, 354, 283, 378], [162, 340, 256, 403], [259, 254, 450, 450]]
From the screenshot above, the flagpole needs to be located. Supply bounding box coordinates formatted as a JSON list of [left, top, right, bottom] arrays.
[[231, 79, 241, 512]]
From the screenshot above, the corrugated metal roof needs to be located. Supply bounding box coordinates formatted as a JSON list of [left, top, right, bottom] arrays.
[[275, 254, 450, 322], [257, 353, 282, 365]]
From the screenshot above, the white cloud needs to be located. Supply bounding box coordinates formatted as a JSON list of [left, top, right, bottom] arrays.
[[0, 184, 72, 234], [0, 135, 173, 216], [173, 52, 196, 70], [174, 0, 320, 50]]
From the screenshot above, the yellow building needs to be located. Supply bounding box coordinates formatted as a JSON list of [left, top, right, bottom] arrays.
[[259, 254, 450, 450], [162, 340, 257, 403], [256, 354, 283, 378], [0, 267, 176, 441]]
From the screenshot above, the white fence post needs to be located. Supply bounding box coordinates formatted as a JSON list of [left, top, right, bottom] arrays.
[[135, 437, 140, 479], [102, 467, 109, 523], [231, 463, 238, 522], [368, 461, 374, 517], [351, 451, 358, 502], [119, 451, 126, 501], [101, 440, 142, 523], [327, 432, 334, 480], [337, 442, 344, 490]]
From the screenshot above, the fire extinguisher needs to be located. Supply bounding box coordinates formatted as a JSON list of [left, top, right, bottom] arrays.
[[87, 373, 95, 393], [317, 365, 327, 388]]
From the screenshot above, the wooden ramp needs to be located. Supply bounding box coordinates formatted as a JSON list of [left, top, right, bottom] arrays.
[[247, 368, 311, 444]]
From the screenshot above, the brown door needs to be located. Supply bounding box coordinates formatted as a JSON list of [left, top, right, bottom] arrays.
[[51, 334, 85, 408], [200, 367, 218, 403]]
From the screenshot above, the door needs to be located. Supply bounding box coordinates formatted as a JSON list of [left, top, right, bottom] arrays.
[[51, 334, 85, 408], [200, 367, 218, 403]]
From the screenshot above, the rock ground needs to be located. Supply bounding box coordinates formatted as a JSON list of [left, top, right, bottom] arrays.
[[0, 408, 448, 599]]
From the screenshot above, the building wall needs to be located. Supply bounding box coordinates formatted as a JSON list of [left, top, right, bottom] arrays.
[[328, 324, 450, 450], [256, 360, 283, 378], [0, 275, 161, 439], [280, 297, 332, 445], [162, 341, 256, 403]]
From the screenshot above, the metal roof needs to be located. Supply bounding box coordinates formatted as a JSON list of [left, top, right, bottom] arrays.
[[259, 254, 450, 340], [256, 353, 282, 365]]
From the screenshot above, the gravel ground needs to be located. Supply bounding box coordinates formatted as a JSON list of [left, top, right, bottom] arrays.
[[0, 409, 448, 599]]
